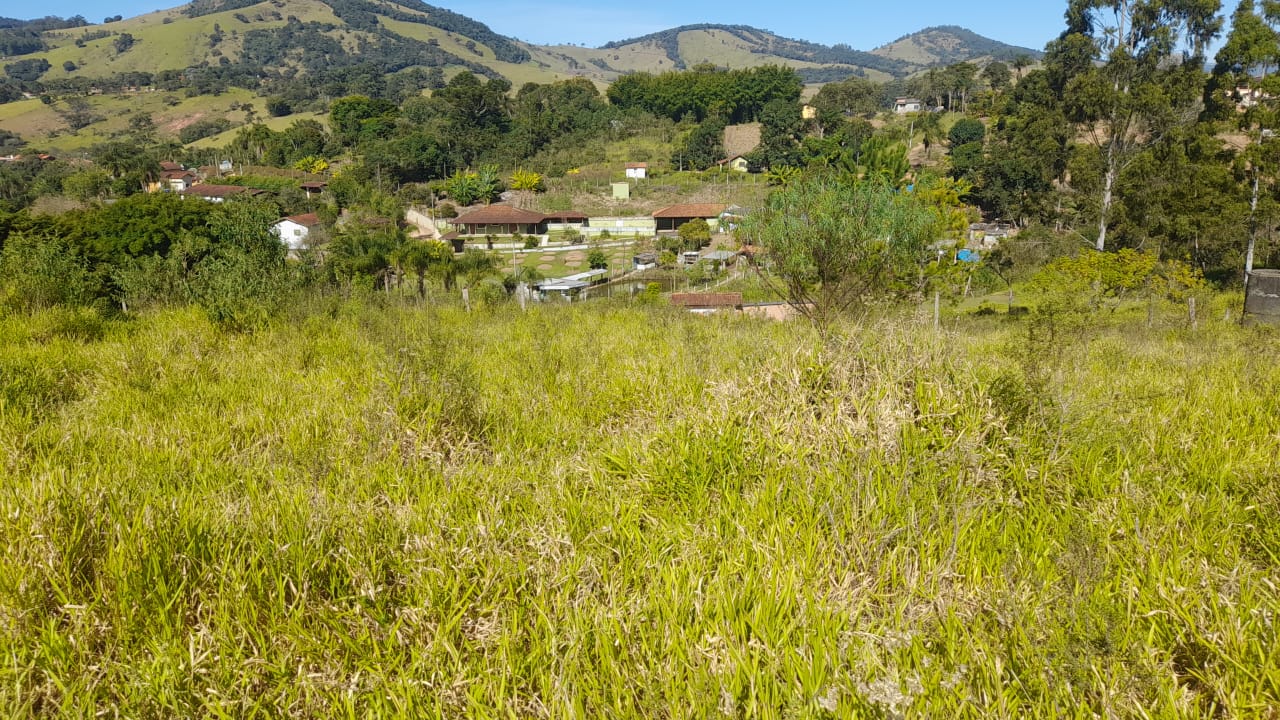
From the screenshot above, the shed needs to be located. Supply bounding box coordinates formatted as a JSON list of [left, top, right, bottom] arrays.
[[300, 181, 328, 198], [625, 162, 648, 180], [536, 278, 591, 301], [1246, 269, 1280, 324], [894, 97, 924, 114], [653, 203, 729, 233], [704, 249, 738, 266]]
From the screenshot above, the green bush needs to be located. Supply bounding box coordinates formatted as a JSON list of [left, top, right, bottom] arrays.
[[0, 233, 98, 313]]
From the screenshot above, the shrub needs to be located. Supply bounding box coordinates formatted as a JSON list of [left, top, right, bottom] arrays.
[[948, 118, 986, 147], [509, 168, 545, 192], [0, 233, 98, 313]]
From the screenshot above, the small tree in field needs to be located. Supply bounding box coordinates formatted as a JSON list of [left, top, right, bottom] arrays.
[[677, 219, 711, 250], [742, 173, 938, 328]]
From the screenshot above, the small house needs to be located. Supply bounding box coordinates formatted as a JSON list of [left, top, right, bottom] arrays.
[[624, 162, 648, 180], [453, 205, 550, 236], [653, 203, 729, 233], [968, 222, 1016, 250], [273, 213, 322, 254], [716, 155, 751, 173], [894, 97, 924, 114], [155, 166, 197, 193]]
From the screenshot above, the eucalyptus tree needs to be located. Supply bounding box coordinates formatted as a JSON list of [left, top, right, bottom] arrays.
[[1057, 0, 1224, 251], [1211, 0, 1280, 280]]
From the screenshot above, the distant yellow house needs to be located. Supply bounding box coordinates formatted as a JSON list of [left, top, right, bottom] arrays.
[[148, 162, 197, 193], [716, 155, 751, 173]]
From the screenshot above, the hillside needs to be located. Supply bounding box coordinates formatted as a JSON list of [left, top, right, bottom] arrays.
[[12, 0, 581, 87], [872, 25, 1042, 72], [3, 4, 1042, 89]]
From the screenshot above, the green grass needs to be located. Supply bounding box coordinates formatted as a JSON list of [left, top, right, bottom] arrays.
[[188, 111, 328, 149], [0, 298, 1278, 716], [34, 0, 340, 80], [0, 89, 263, 153]]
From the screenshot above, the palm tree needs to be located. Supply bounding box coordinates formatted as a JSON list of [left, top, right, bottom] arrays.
[[392, 239, 439, 300]]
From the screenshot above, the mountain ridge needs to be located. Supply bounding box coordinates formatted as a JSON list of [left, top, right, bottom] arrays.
[[2, 1, 1043, 89]]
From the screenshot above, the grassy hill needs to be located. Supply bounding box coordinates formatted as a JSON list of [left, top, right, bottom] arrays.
[[0, 4, 1042, 152], [872, 25, 1042, 71], [9, 5, 1040, 89]]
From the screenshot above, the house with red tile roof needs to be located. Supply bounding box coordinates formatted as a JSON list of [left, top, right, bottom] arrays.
[[652, 203, 729, 233]]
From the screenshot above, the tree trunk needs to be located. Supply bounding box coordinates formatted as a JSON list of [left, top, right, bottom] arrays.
[[1097, 143, 1119, 252], [1246, 167, 1260, 285]]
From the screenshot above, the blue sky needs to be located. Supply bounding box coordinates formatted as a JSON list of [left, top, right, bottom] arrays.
[[19, 0, 1069, 51]]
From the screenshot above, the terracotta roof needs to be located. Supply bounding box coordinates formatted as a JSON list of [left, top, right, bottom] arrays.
[[160, 161, 183, 171], [625, 162, 648, 169], [671, 293, 744, 308], [182, 184, 265, 198], [455, 205, 548, 224], [161, 169, 195, 180], [300, 181, 328, 190], [653, 203, 728, 219], [282, 213, 321, 227]]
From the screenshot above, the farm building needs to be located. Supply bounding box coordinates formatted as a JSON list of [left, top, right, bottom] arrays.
[[452, 205, 588, 237], [653, 203, 728, 233]]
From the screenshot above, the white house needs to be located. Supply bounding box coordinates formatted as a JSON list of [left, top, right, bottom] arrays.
[[625, 162, 648, 180], [273, 213, 321, 254], [894, 97, 924, 114]]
